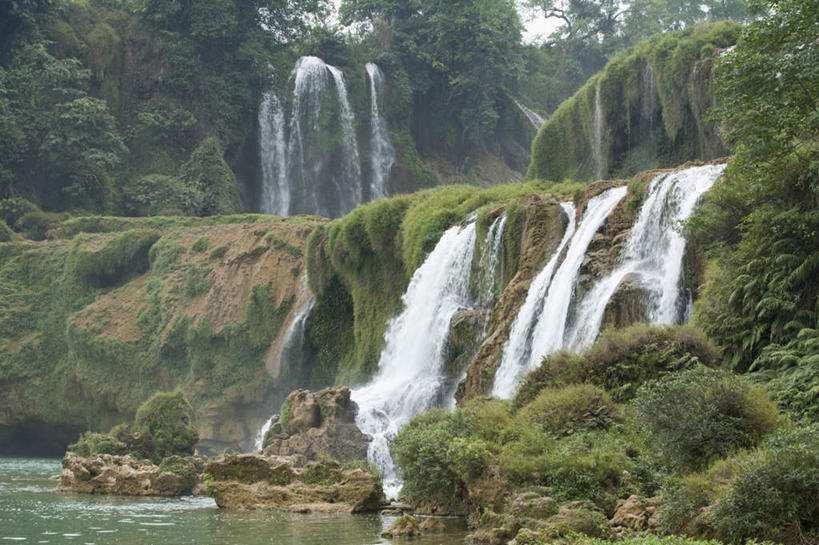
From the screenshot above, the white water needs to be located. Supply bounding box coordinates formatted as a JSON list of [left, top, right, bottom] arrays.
[[479, 214, 508, 308], [514, 99, 546, 130], [327, 65, 363, 213], [593, 79, 605, 180], [352, 222, 477, 498], [492, 202, 576, 399], [259, 56, 363, 217], [253, 296, 317, 451], [565, 164, 725, 351], [259, 90, 288, 216], [365, 63, 396, 200], [493, 188, 627, 398]]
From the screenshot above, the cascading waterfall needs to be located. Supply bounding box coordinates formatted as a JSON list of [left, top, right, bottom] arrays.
[[352, 222, 477, 498], [593, 80, 605, 180], [492, 202, 576, 399], [365, 63, 396, 200], [514, 99, 546, 131], [258, 90, 288, 216], [253, 295, 316, 451], [565, 164, 725, 351], [259, 56, 363, 218], [493, 188, 627, 398], [478, 214, 508, 309]]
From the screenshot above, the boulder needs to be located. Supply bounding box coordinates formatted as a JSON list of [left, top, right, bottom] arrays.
[[601, 273, 651, 329], [611, 495, 662, 531], [58, 452, 203, 496], [262, 387, 370, 464], [204, 454, 383, 513], [419, 517, 447, 533], [382, 514, 421, 537]]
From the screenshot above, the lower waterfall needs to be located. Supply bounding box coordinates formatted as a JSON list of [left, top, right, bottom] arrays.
[[494, 187, 628, 399], [565, 163, 725, 350], [352, 222, 477, 498]]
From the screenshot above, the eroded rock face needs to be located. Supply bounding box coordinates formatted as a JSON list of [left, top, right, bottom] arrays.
[[601, 272, 651, 329], [204, 454, 383, 513], [58, 452, 203, 496], [261, 387, 370, 464]]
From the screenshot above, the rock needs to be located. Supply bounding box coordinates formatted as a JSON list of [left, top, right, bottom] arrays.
[[58, 452, 202, 496], [538, 501, 613, 539], [204, 454, 383, 513], [382, 514, 420, 537], [263, 387, 370, 464], [601, 273, 651, 329], [611, 495, 650, 529], [419, 517, 447, 533], [507, 491, 558, 519]]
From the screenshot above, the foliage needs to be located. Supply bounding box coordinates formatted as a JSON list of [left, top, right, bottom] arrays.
[[515, 324, 718, 406], [516, 384, 617, 436], [177, 137, 243, 217], [133, 390, 199, 461], [687, 0, 819, 421], [633, 366, 779, 470]]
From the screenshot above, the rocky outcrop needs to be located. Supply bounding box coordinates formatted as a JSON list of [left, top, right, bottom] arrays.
[[58, 452, 203, 496], [601, 272, 651, 329], [382, 514, 422, 537], [204, 454, 383, 512], [610, 495, 661, 532], [261, 387, 370, 464]]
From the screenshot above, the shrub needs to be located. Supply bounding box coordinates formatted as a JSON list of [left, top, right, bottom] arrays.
[[133, 390, 199, 461], [0, 220, 14, 242], [68, 431, 127, 457], [516, 384, 616, 436], [190, 237, 209, 253], [516, 325, 718, 407], [633, 367, 778, 470], [0, 198, 40, 227], [209, 245, 228, 260], [15, 210, 60, 240], [703, 425, 819, 545]]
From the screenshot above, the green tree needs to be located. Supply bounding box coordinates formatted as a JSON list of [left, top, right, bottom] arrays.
[[689, 0, 819, 411]]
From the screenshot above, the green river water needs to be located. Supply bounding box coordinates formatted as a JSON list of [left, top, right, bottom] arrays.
[[0, 458, 468, 545]]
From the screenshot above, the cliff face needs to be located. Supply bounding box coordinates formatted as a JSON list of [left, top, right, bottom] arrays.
[[0, 215, 324, 455], [528, 22, 736, 183]]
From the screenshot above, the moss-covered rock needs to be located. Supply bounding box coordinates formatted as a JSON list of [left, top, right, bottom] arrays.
[[382, 514, 421, 537], [528, 22, 736, 183]]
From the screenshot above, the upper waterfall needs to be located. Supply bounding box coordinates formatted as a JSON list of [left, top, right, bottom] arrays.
[[365, 63, 396, 200], [258, 56, 364, 218], [565, 164, 726, 350], [352, 222, 477, 498]]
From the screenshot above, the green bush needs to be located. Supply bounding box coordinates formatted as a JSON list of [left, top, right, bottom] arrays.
[[68, 431, 128, 457], [703, 425, 819, 545], [0, 198, 40, 228], [516, 325, 718, 407], [190, 237, 209, 253], [0, 220, 14, 242], [133, 390, 199, 461], [516, 384, 616, 436], [15, 210, 61, 240], [633, 367, 778, 470]]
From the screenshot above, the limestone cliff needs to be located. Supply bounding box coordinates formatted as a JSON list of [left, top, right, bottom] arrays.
[[0, 215, 324, 455]]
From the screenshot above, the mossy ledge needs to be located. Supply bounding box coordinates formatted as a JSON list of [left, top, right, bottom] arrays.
[[528, 22, 737, 183]]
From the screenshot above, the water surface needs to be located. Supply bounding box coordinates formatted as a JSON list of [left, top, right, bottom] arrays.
[[0, 458, 467, 545]]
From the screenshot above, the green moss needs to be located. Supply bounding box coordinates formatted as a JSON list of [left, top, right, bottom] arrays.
[[133, 390, 199, 461], [190, 237, 209, 253], [529, 22, 738, 182]]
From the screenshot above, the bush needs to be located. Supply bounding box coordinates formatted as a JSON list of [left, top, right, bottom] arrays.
[[516, 325, 718, 407], [703, 425, 819, 545], [0, 198, 40, 227], [68, 431, 128, 457], [15, 210, 61, 240], [516, 384, 617, 436], [633, 367, 778, 470], [0, 220, 14, 242], [133, 390, 199, 461]]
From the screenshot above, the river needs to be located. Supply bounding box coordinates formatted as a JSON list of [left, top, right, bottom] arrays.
[[0, 458, 467, 544]]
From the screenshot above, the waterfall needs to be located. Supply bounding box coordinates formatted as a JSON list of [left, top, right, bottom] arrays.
[[493, 188, 627, 398], [259, 91, 288, 216], [514, 99, 546, 131], [478, 214, 508, 308], [492, 202, 576, 399], [253, 294, 316, 451], [593, 80, 605, 180], [365, 63, 396, 200], [352, 222, 477, 498], [565, 164, 725, 351], [259, 56, 363, 218]]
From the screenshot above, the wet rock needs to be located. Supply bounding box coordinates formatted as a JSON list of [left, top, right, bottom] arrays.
[[204, 454, 383, 513], [382, 514, 421, 537], [419, 517, 447, 533], [602, 273, 651, 329], [58, 452, 203, 496], [262, 387, 370, 464]]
